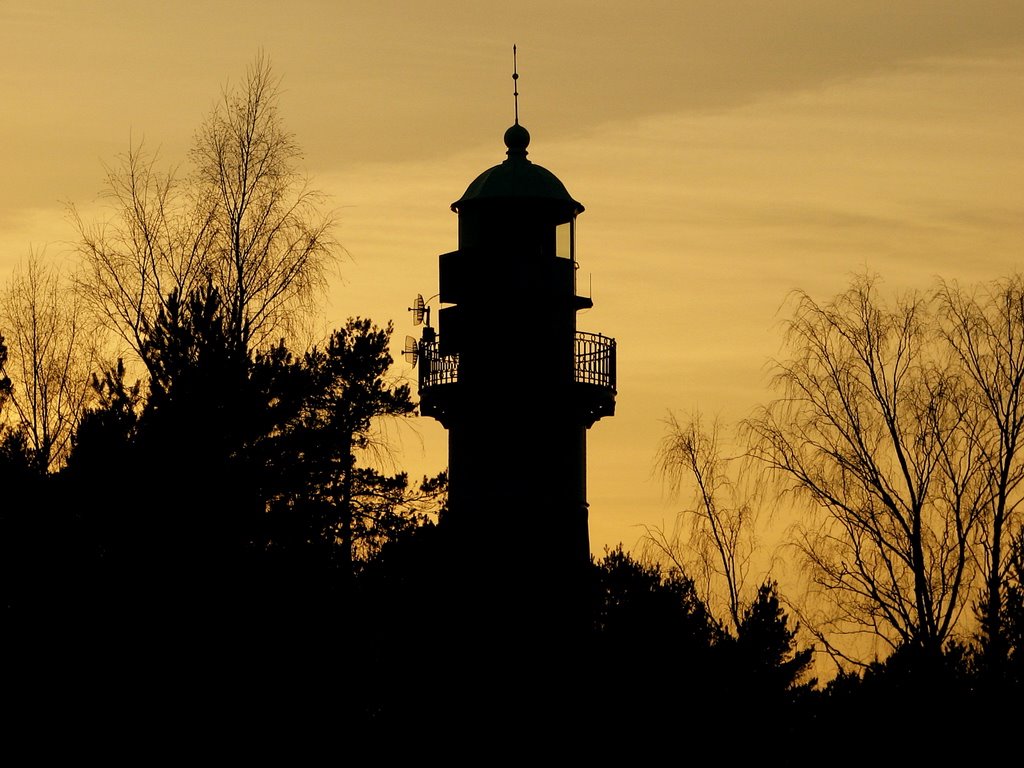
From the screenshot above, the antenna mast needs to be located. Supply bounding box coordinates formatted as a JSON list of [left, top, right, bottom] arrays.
[[512, 44, 519, 125]]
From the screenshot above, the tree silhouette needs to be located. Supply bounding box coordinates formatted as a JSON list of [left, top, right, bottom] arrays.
[[937, 274, 1024, 670], [1000, 530, 1024, 688], [744, 272, 977, 666], [0, 417, 47, 619], [575, 547, 816, 759], [117, 282, 254, 617], [648, 409, 761, 630], [0, 250, 96, 472], [71, 52, 338, 371], [727, 579, 816, 710], [292, 317, 417, 582], [58, 358, 143, 612], [70, 359, 142, 464]]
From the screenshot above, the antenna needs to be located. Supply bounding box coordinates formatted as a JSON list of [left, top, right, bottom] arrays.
[[408, 293, 439, 327], [403, 335, 419, 366], [512, 44, 519, 125], [409, 294, 426, 326]]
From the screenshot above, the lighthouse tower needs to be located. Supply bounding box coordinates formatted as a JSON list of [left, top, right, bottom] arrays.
[[412, 55, 616, 639]]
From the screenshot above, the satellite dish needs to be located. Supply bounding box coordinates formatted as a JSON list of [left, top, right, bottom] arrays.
[[409, 294, 426, 326], [403, 335, 419, 366]]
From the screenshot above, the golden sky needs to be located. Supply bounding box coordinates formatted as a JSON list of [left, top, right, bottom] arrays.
[[2, 1, 1023, 557]]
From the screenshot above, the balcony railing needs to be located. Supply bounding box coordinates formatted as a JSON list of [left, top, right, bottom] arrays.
[[418, 331, 616, 392], [419, 341, 458, 389], [575, 331, 616, 391]]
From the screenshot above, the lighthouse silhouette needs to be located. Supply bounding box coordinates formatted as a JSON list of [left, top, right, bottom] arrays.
[[411, 50, 616, 648]]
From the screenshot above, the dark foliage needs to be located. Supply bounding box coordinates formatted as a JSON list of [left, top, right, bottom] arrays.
[[1003, 531, 1024, 688], [0, 429, 48, 615], [2, 292, 1022, 760], [273, 317, 417, 581], [732, 580, 816, 693]]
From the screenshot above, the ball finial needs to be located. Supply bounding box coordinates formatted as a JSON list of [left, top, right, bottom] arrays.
[[504, 122, 530, 155]]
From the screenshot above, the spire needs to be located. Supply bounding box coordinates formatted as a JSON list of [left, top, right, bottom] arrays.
[[513, 44, 520, 126], [505, 44, 530, 158]]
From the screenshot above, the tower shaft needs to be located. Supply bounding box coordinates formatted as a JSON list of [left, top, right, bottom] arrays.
[[416, 116, 616, 641]]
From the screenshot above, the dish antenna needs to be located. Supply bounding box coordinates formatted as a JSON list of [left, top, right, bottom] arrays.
[[408, 293, 438, 328], [409, 294, 429, 327], [403, 335, 419, 366]]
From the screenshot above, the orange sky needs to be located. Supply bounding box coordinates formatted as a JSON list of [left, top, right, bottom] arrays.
[[2, 1, 1023, 560]]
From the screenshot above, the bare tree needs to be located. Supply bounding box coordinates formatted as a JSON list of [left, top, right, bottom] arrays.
[[743, 273, 980, 669], [72, 52, 338, 370], [0, 249, 98, 472], [191, 52, 337, 354], [646, 410, 759, 631], [70, 142, 215, 371], [936, 274, 1024, 661]]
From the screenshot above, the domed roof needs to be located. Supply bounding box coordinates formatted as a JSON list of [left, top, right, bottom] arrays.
[[451, 123, 584, 214]]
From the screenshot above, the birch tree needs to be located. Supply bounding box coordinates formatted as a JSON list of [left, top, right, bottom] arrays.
[[0, 250, 96, 472], [72, 52, 338, 372], [743, 273, 980, 668], [937, 274, 1024, 665]]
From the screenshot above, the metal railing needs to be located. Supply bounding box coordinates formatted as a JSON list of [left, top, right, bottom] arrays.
[[575, 331, 617, 391], [418, 331, 616, 392], [419, 340, 458, 389]]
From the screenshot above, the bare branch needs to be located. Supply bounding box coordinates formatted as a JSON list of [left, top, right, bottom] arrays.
[[0, 248, 101, 471], [742, 272, 979, 663], [70, 53, 340, 372]]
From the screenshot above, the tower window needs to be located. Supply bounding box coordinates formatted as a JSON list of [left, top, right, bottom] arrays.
[[556, 219, 574, 260]]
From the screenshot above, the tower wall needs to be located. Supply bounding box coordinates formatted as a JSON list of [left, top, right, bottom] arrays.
[[416, 126, 615, 643]]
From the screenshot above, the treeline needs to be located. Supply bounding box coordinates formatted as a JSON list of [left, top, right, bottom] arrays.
[[644, 269, 1024, 761], [0, 287, 813, 753], [3, 275, 1018, 760]]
